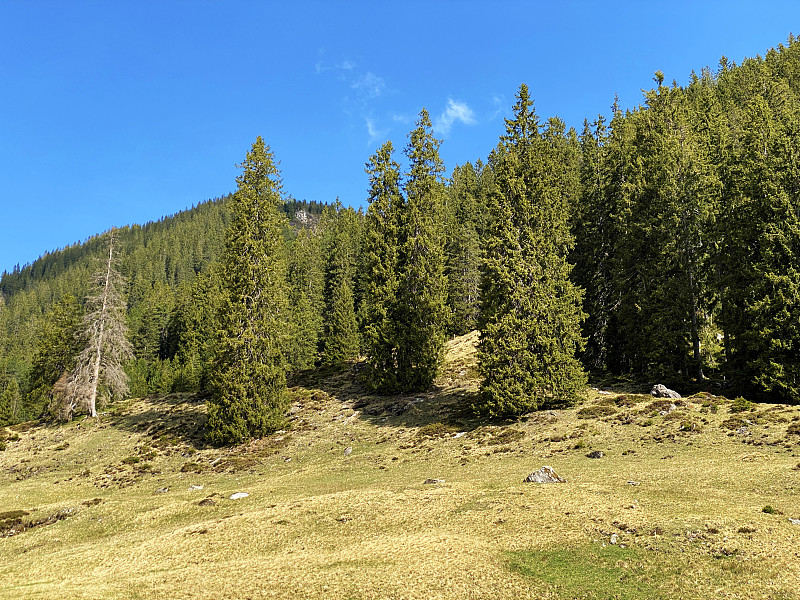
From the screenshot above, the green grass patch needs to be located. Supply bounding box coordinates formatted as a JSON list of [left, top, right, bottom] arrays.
[[506, 545, 668, 599]]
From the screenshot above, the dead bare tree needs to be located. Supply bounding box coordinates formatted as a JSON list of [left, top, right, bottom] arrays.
[[63, 229, 133, 419]]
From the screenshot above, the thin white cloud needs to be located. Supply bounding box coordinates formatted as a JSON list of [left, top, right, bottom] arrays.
[[365, 117, 389, 145], [490, 95, 506, 119], [351, 72, 385, 99], [435, 99, 477, 135], [337, 60, 356, 70]]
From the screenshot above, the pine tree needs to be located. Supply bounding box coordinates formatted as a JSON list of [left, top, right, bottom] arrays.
[[477, 85, 586, 417], [445, 162, 484, 336], [206, 137, 289, 445], [360, 141, 402, 391], [62, 229, 133, 420], [26, 293, 83, 418], [285, 227, 324, 371], [395, 109, 449, 391], [321, 204, 361, 366]]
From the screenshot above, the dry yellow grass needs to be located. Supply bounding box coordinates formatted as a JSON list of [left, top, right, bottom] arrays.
[[1, 333, 799, 599]]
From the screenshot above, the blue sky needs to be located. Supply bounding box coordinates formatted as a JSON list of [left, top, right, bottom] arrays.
[[1, 0, 798, 275]]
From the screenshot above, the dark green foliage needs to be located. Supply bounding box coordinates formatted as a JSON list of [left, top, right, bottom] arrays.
[[321, 203, 361, 366], [360, 142, 402, 391], [477, 85, 587, 417], [206, 137, 289, 445], [445, 162, 485, 336], [394, 109, 449, 391], [26, 294, 83, 419], [285, 227, 325, 371]]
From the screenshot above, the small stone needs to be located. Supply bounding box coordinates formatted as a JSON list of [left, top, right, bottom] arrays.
[[627, 480, 640, 486], [155, 487, 169, 494], [230, 492, 249, 500], [789, 518, 800, 525], [736, 426, 750, 436], [524, 466, 566, 484], [189, 484, 203, 491], [586, 450, 604, 459], [198, 497, 216, 507], [344, 447, 352, 457], [610, 534, 618, 545], [423, 478, 445, 485]]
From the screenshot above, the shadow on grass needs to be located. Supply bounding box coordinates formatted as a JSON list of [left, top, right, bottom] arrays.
[[289, 360, 515, 433], [105, 392, 209, 450]]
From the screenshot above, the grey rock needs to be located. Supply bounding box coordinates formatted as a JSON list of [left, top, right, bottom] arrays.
[[155, 487, 169, 494], [586, 450, 604, 459], [650, 384, 681, 399], [736, 426, 750, 436], [230, 492, 249, 500], [789, 518, 800, 525], [344, 446, 352, 457], [524, 466, 566, 484], [423, 478, 445, 485]]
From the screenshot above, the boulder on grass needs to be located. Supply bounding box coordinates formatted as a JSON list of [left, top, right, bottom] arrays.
[[650, 384, 681, 399], [524, 466, 566, 484]]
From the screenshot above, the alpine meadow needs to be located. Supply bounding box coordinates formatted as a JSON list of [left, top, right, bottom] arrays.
[[2, 35, 800, 600]]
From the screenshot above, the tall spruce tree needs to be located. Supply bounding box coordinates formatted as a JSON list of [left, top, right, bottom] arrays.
[[477, 85, 586, 417], [206, 137, 289, 445], [321, 203, 361, 366], [286, 226, 325, 371], [395, 109, 449, 391], [360, 142, 402, 391], [445, 162, 484, 336]]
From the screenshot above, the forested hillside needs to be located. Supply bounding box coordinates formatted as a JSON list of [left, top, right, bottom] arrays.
[[1, 36, 799, 430]]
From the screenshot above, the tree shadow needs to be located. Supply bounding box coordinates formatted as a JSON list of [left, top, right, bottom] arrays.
[[289, 362, 513, 433], [105, 392, 210, 450]]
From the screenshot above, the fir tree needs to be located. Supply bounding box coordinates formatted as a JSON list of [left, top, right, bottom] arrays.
[[206, 137, 289, 445], [286, 227, 324, 371], [321, 204, 361, 366], [395, 109, 449, 391], [26, 293, 83, 418], [360, 142, 402, 391], [477, 85, 586, 417], [445, 162, 484, 336]]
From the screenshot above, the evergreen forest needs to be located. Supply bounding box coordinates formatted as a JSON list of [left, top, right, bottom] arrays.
[[2, 38, 800, 437]]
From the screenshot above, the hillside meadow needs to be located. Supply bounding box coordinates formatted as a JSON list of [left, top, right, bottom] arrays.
[[1, 332, 799, 599]]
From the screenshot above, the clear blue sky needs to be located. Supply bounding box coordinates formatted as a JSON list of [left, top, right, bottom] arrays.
[[1, 0, 797, 275]]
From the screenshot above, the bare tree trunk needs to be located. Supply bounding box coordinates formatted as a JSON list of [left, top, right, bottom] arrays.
[[64, 229, 133, 420]]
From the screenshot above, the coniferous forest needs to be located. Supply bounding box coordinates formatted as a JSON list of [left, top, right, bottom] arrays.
[[2, 38, 800, 437]]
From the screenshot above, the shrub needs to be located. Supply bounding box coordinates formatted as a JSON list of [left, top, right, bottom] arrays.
[[730, 397, 754, 413]]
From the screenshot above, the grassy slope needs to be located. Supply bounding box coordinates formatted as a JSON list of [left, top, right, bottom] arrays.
[[1, 331, 799, 599]]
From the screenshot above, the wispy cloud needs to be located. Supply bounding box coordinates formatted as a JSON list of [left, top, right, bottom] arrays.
[[351, 72, 385, 100], [490, 95, 506, 120], [434, 99, 477, 135], [365, 117, 389, 145]]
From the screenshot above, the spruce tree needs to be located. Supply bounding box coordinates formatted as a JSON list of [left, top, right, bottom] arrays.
[[395, 109, 449, 391], [206, 137, 289, 445], [360, 142, 402, 391], [286, 227, 324, 371], [321, 203, 361, 366], [477, 85, 586, 417], [445, 162, 483, 336], [26, 293, 83, 418]]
